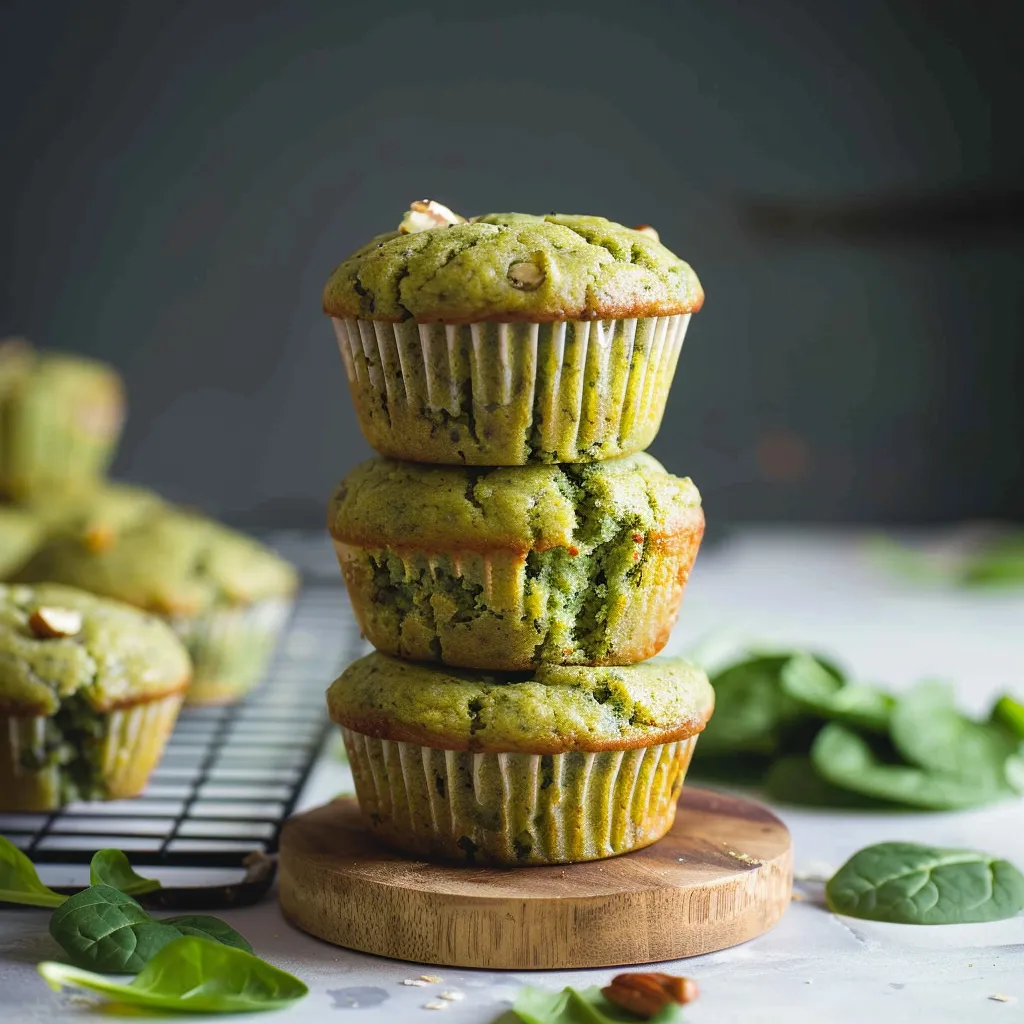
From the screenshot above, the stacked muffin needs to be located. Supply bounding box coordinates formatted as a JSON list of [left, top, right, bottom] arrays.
[[323, 204, 714, 865]]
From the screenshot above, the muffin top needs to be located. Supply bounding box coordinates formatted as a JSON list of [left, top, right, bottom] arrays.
[[322, 206, 703, 324], [0, 339, 124, 430], [24, 481, 163, 538], [15, 487, 298, 617], [329, 652, 713, 753], [0, 507, 43, 578], [329, 452, 702, 554], [0, 583, 191, 715]]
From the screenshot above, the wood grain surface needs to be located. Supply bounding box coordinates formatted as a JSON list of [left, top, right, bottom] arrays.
[[277, 787, 793, 969]]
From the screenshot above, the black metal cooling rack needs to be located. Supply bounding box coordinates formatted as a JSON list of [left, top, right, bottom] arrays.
[[0, 532, 365, 870]]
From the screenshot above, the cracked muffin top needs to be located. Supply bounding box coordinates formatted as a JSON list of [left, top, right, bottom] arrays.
[[0, 583, 191, 715], [328, 452, 703, 554], [328, 652, 714, 753], [322, 209, 704, 324]]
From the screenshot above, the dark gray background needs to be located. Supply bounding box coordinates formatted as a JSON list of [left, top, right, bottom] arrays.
[[1, 0, 1021, 527]]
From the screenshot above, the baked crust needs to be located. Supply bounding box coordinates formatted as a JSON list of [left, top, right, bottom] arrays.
[[322, 214, 704, 324], [333, 699, 713, 755]]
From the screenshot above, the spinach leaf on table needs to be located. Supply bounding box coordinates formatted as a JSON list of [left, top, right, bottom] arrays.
[[0, 835, 65, 908], [826, 841, 1024, 924], [780, 654, 894, 732], [162, 914, 253, 951], [890, 681, 1023, 793], [991, 694, 1024, 739], [763, 756, 899, 809], [810, 723, 1005, 810], [698, 655, 809, 756], [961, 534, 1024, 586], [513, 985, 684, 1023], [38, 935, 307, 1013], [49, 885, 251, 973], [686, 753, 772, 786], [89, 849, 160, 896]]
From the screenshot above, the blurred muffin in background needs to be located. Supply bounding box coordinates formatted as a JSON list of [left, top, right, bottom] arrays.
[[0, 582, 191, 811], [0, 339, 125, 500], [0, 506, 44, 578], [15, 485, 298, 705]]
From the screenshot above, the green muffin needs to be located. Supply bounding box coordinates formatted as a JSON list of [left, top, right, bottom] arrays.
[[323, 205, 703, 465], [0, 583, 191, 811], [15, 488, 298, 705], [0, 339, 125, 499], [329, 452, 703, 670], [329, 652, 714, 865], [0, 506, 43, 578]]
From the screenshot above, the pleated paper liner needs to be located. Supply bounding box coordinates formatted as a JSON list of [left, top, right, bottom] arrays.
[[0, 692, 184, 812], [342, 727, 698, 866], [333, 314, 689, 465]]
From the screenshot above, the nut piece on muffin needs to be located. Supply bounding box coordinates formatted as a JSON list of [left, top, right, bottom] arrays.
[[322, 206, 703, 465], [329, 652, 714, 865], [0, 339, 125, 500], [328, 452, 703, 670], [14, 485, 299, 705], [0, 583, 191, 811]]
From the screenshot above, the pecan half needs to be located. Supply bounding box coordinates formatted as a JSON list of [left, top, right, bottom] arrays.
[[602, 972, 700, 1018]]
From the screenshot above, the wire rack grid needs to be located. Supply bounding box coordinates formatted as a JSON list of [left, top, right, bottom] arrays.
[[0, 566, 364, 868]]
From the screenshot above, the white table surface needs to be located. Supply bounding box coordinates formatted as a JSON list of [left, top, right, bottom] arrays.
[[3, 528, 1023, 1023]]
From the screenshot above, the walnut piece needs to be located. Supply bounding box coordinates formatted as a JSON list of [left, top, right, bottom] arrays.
[[633, 224, 660, 241], [29, 607, 84, 640], [399, 200, 466, 234], [602, 972, 700, 1018], [507, 261, 545, 290]]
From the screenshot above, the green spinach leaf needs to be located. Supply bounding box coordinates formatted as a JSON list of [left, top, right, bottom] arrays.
[[763, 756, 898, 809], [38, 935, 307, 1013], [513, 985, 684, 1023], [698, 656, 808, 756], [161, 914, 253, 952], [89, 849, 161, 896], [0, 835, 65, 908], [780, 655, 893, 732], [49, 886, 251, 973], [891, 681, 1021, 792], [962, 535, 1024, 587], [811, 723, 1003, 810], [687, 753, 772, 786], [991, 694, 1024, 739], [826, 841, 1024, 924]]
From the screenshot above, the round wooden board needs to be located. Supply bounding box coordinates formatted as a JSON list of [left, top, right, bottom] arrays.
[[278, 787, 792, 970]]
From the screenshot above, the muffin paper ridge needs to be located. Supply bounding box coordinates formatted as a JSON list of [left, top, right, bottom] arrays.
[[0, 693, 183, 811], [342, 726, 698, 865], [333, 314, 689, 465], [171, 597, 293, 705]]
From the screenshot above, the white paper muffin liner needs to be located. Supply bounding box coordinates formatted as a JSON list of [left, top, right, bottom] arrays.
[[332, 314, 689, 464], [0, 693, 184, 812], [341, 727, 699, 865], [171, 597, 293, 706]]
